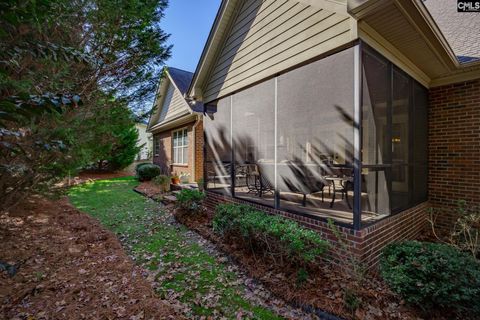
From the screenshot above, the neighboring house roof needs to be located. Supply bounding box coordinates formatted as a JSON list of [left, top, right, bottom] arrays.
[[423, 0, 480, 64], [147, 67, 202, 133]]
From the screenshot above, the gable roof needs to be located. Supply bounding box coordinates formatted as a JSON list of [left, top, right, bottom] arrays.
[[168, 67, 194, 95], [423, 0, 480, 64], [189, 0, 480, 98], [147, 67, 202, 133], [188, 0, 356, 102]]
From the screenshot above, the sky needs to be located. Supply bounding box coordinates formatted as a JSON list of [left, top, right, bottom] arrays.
[[161, 0, 222, 73]]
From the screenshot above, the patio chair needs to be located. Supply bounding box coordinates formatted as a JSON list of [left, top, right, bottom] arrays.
[[244, 164, 260, 194], [259, 161, 325, 206]]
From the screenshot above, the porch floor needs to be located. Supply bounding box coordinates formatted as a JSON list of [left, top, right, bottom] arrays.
[[208, 185, 388, 226]]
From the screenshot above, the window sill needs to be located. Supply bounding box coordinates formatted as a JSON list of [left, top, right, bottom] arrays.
[[172, 164, 189, 167]]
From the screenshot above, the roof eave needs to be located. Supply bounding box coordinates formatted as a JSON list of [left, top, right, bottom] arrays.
[[147, 112, 199, 133], [188, 0, 238, 101]]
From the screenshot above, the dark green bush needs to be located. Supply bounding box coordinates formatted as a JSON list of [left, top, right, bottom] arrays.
[[175, 189, 205, 213], [136, 163, 161, 181], [213, 203, 329, 266], [135, 162, 150, 172], [381, 241, 480, 313]]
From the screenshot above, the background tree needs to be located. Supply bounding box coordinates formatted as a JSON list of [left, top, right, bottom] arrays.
[[0, 0, 171, 211]]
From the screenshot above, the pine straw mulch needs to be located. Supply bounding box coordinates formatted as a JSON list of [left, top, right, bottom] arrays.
[[173, 210, 464, 320], [0, 196, 183, 320]]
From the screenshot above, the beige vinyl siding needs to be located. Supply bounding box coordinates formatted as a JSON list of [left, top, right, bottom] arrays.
[[157, 82, 190, 125], [203, 0, 355, 102]]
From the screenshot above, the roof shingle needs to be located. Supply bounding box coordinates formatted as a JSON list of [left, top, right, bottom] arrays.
[[423, 0, 480, 64]]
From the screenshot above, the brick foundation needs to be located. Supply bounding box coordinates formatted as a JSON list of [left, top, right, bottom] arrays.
[[428, 78, 480, 230], [205, 191, 428, 269]]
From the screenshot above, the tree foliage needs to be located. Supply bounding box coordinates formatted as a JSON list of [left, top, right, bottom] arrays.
[[0, 0, 171, 211]]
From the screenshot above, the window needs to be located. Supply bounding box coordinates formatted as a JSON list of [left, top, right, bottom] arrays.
[[173, 128, 188, 164], [154, 136, 160, 156]]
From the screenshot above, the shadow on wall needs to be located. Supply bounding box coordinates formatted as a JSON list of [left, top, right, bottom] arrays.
[[205, 103, 359, 201], [154, 135, 171, 175]]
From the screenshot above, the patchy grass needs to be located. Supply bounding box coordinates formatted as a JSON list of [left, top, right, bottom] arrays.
[[69, 177, 280, 319]]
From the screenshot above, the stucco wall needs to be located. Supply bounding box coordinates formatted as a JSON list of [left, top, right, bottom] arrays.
[[135, 123, 152, 161]]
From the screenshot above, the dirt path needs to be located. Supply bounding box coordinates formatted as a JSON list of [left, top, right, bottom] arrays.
[[0, 196, 182, 320]]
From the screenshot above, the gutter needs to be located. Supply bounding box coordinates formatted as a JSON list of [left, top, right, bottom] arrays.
[[148, 112, 195, 133]]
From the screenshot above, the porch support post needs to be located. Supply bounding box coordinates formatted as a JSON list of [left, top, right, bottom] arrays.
[[274, 76, 280, 209], [353, 42, 363, 230], [230, 95, 235, 197]]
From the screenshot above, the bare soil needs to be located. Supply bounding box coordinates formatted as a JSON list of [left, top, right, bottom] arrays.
[[0, 196, 182, 320]]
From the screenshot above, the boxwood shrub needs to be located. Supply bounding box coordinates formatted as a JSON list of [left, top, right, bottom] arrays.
[[134, 162, 149, 172], [380, 241, 480, 313], [213, 203, 329, 267], [136, 163, 161, 181]]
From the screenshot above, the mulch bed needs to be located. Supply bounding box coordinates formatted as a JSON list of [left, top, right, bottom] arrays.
[[174, 210, 462, 320], [0, 196, 183, 320], [133, 181, 164, 200]]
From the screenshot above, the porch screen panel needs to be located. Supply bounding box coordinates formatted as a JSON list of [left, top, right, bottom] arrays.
[[412, 82, 428, 204], [277, 48, 355, 222], [232, 79, 275, 206], [391, 68, 411, 211], [362, 49, 391, 216], [362, 45, 428, 220], [205, 97, 232, 195]]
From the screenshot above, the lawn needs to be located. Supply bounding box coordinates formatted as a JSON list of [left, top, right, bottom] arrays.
[[69, 177, 281, 319]]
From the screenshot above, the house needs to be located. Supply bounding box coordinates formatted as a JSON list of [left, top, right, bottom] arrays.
[[135, 122, 152, 161], [147, 67, 204, 182], [188, 0, 480, 267]]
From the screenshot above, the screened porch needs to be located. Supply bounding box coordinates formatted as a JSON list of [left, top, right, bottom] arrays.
[[204, 43, 428, 230]]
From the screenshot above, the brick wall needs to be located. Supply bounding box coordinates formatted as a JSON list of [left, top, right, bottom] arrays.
[[428, 78, 480, 229], [194, 119, 204, 183], [204, 191, 428, 269], [152, 118, 204, 182], [152, 131, 171, 174]]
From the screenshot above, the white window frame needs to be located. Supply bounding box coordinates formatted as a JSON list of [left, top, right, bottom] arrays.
[[154, 136, 160, 156], [172, 128, 189, 165]]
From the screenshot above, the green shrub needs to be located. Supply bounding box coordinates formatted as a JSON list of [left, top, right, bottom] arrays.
[[136, 163, 161, 181], [213, 203, 329, 266], [175, 189, 205, 213], [152, 175, 170, 192], [135, 162, 150, 172], [380, 241, 480, 313]]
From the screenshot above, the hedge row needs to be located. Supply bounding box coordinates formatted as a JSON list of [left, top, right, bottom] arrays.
[[213, 203, 329, 267]]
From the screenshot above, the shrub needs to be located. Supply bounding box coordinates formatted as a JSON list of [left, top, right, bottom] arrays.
[[136, 163, 161, 181], [380, 241, 480, 313], [175, 189, 205, 213], [152, 175, 170, 192], [213, 203, 329, 267], [135, 162, 150, 172], [429, 200, 480, 259]]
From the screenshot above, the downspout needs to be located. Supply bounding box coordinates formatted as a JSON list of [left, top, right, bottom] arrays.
[[192, 114, 202, 183]]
